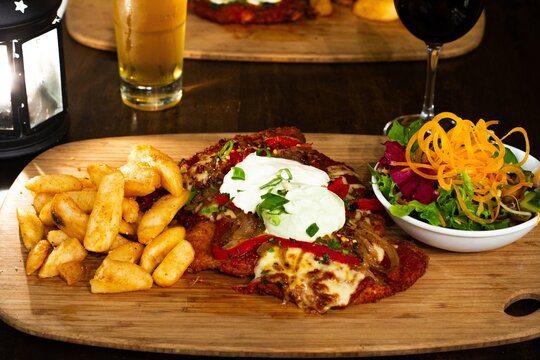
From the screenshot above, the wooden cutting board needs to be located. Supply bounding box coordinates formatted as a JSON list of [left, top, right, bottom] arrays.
[[0, 133, 538, 357], [65, 0, 485, 62]]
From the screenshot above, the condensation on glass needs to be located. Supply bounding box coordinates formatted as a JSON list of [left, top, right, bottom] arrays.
[[22, 28, 63, 129]]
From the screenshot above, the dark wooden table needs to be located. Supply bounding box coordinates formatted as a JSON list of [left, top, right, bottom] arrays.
[[1, 1, 539, 359]]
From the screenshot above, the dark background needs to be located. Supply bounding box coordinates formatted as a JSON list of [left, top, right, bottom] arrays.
[[1, 1, 539, 359]]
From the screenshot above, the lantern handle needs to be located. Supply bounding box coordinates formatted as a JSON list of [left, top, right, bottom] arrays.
[[56, 0, 69, 21]]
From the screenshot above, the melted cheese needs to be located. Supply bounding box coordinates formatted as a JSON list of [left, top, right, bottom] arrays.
[[220, 153, 345, 241], [255, 247, 367, 312]]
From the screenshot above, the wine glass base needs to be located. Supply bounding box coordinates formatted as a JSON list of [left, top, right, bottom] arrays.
[[383, 114, 421, 135]]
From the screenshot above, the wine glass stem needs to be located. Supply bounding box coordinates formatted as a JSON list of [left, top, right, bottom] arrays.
[[420, 43, 442, 122]]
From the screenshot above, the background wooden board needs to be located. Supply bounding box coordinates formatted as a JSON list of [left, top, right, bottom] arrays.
[[65, 0, 485, 63], [0, 133, 538, 357]]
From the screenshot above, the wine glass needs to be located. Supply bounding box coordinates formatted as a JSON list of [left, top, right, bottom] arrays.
[[384, 0, 485, 134]]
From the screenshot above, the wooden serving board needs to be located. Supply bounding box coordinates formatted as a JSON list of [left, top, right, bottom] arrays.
[[0, 133, 538, 357], [65, 0, 485, 62]]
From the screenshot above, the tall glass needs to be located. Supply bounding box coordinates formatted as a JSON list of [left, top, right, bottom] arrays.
[[112, 0, 187, 111], [386, 0, 485, 132]]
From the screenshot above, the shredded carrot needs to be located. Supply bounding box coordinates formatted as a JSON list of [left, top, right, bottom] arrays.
[[393, 112, 531, 224]]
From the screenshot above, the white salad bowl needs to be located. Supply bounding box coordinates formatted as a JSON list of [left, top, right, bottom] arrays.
[[371, 145, 540, 252]]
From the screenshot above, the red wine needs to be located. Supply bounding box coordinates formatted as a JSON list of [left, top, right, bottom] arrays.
[[394, 0, 485, 45]]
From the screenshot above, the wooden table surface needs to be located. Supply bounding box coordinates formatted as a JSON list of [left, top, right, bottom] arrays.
[[1, 0, 539, 358]]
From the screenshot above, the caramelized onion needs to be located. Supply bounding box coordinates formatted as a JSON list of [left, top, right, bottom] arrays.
[[354, 226, 399, 272], [500, 200, 532, 222]]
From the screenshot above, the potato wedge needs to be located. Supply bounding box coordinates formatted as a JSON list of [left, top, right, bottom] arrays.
[[124, 179, 156, 197], [140, 227, 185, 273], [16, 208, 44, 250], [122, 198, 140, 223], [90, 259, 153, 293], [84, 171, 124, 253], [109, 234, 133, 251], [26, 240, 52, 275], [38, 238, 87, 278], [51, 193, 88, 240], [152, 239, 194, 287], [47, 229, 70, 247], [119, 220, 135, 237], [78, 177, 96, 189], [25, 174, 83, 193], [58, 260, 86, 285], [120, 161, 161, 189], [33, 192, 54, 213], [86, 163, 115, 187], [128, 144, 183, 196], [38, 200, 55, 227], [106, 242, 145, 263], [65, 191, 138, 222], [137, 193, 189, 244], [66, 190, 97, 214]]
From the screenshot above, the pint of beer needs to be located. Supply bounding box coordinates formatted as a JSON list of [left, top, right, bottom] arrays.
[[113, 0, 187, 111]]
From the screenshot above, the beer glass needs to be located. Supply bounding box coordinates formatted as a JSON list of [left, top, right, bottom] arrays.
[[113, 0, 187, 111]]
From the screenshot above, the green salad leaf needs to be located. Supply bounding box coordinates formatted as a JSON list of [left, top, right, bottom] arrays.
[[390, 200, 442, 226], [387, 118, 424, 146]]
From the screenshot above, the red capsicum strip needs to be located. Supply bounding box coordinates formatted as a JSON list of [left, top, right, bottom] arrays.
[[228, 149, 248, 165], [327, 176, 350, 199], [212, 235, 361, 266], [354, 198, 385, 212], [212, 235, 272, 260], [213, 193, 231, 206], [263, 136, 301, 149]]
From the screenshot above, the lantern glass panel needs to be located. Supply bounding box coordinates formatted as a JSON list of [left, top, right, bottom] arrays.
[[22, 28, 63, 129], [0, 44, 13, 130]]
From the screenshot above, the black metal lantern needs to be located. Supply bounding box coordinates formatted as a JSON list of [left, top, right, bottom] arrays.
[[0, 0, 69, 159]]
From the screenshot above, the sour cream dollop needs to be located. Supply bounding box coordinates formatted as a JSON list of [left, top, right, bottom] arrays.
[[220, 153, 345, 242]]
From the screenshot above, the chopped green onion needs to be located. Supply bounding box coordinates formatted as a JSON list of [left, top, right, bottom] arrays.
[[257, 193, 289, 212], [256, 147, 272, 157], [320, 253, 330, 265], [256, 193, 289, 219], [266, 213, 282, 226], [186, 189, 198, 206], [217, 140, 234, 160], [306, 223, 319, 237], [326, 239, 341, 249], [231, 167, 246, 180], [259, 167, 293, 189], [279, 168, 293, 181], [260, 177, 282, 190], [201, 206, 220, 214]]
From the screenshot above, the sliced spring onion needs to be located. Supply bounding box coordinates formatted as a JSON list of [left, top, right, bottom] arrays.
[[256, 147, 272, 157], [201, 206, 220, 214], [231, 167, 246, 180], [279, 168, 293, 181], [259, 168, 293, 190], [217, 140, 234, 160], [186, 189, 198, 206], [306, 223, 319, 237], [256, 193, 289, 220]]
